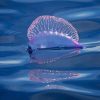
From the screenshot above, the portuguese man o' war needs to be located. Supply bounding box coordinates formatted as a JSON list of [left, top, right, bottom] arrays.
[[27, 15, 83, 64]]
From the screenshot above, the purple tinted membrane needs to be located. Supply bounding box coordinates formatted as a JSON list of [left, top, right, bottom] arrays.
[[28, 33, 82, 50]]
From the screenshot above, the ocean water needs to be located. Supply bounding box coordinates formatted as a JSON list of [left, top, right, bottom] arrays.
[[0, 0, 100, 100]]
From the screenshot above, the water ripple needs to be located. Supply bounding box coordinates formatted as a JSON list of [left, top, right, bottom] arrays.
[[0, 69, 100, 95], [54, 6, 100, 20]]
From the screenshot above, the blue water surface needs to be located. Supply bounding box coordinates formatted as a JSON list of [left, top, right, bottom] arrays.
[[0, 0, 100, 100]]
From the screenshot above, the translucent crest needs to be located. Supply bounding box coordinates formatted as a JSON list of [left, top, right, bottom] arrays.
[[27, 15, 79, 42]]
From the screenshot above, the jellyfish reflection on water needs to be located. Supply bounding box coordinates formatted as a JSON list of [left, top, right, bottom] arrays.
[[29, 69, 80, 83], [27, 15, 83, 64]]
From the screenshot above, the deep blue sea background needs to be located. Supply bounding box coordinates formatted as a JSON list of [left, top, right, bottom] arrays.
[[0, 0, 100, 100]]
